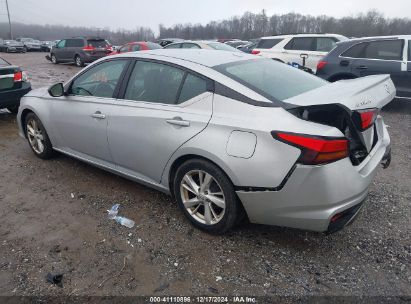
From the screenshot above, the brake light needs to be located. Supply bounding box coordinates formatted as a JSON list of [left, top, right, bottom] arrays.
[[13, 71, 22, 82], [272, 132, 349, 165], [251, 49, 260, 55], [317, 61, 327, 71], [353, 109, 379, 131], [83, 45, 95, 51], [106, 45, 113, 52]]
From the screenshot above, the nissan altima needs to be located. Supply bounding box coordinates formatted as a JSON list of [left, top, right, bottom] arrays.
[[17, 50, 394, 234]]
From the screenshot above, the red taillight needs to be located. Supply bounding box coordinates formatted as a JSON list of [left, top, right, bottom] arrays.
[[317, 61, 327, 71], [272, 132, 349, 165], [353, 109, 379, 131], [251, 49, 260, 55], [105, 45, 113, 52], [13, 71, 22, 82], [83, 45, 95, 51]]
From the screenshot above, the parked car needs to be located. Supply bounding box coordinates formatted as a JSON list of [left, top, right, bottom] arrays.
[[41, 41, 53, 52], [16, 38, 41, 52], [0, 57, 31, 113], [252, 34, 348, 73], [108, 41, 161, 55], [157, 38, 184, 47], [0, 39, 25, 53], [17, 49, 393, 234], [237, 41, 258, 53], [317, 35, 411, 98], [164, 40, 241, 52], [50, 37, 112, 67], [225, 40, 250, 48]]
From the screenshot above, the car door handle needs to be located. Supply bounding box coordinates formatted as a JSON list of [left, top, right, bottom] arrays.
[[340, 60, 350, 67], [91, 112, 106, 119], [166, 117, 190, 127], [356, 65, 368, 70]]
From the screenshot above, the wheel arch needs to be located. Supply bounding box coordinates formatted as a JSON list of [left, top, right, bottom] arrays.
[[166, 153, 239, 199]]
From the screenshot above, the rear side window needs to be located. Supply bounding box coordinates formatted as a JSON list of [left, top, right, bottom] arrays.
[[131, 44, 141, 51], [182, 43, 201, 49], [256, 38, 283, 49], [87, 40, 108, 48], [164, 43, 182, 49], [365, 40, 403, 60], [69, 60, 128, 98], [284, 37, 315, 51], [66, 39, 83, 47], [124, 61, 185, 104], [315, 37, 337, 52], [178, 74, 208, 103], [341, 42, 367, 58]]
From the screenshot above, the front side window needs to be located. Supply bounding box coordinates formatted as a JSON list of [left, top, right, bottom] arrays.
[[315, 37, 337, 52], [57, 40, 66, 48], [256, 38, 283, 49], [69, 60, 128, 98], [178, 74, 208, 103], [285, 37, 315, 51], [364, 40, 403, 60], [124, 61, 185, 104], [214, 58, 326, 101]]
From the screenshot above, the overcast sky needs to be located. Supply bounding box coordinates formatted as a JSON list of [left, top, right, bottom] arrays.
[[1, 0, 409, 33]]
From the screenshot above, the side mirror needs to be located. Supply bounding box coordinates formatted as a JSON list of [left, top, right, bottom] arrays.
[[48, 83, 65, 97]]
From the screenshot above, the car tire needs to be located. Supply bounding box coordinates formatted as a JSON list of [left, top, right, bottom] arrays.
[[7, 106, 19, 114], [75, 55, 84, 67], [24, 113, 56, 159], [51, 54, 58, 64], [173, 158, 244, 234], [23, 46, 28, 52]]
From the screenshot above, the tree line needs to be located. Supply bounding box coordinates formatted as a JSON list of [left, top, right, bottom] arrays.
[[1, 10, 410, 45], [159, 10, 411, 40]]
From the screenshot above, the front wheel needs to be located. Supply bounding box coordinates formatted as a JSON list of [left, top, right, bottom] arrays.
[[51, 54, 58, 64], [173, 159, 243, 234], [25, 113, 56, 159]]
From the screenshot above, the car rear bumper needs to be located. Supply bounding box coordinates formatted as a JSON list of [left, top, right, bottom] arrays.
[[82, 53, 107, 63], [236, 116, 390, 232], [0, 82, 32, 108]]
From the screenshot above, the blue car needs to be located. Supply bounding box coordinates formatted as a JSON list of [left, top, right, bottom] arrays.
[[316, 35, 411, 99]]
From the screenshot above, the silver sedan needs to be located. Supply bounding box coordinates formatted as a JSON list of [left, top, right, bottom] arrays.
[[17, 50, 394, 234]]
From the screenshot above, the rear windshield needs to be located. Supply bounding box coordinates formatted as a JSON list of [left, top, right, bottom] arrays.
[[207, 43, 241, 52], [87, 40, 108, 48], [214, 59, 327, 101]]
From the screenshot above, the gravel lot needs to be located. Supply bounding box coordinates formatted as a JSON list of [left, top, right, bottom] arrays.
[[0, 52, 410, 300]]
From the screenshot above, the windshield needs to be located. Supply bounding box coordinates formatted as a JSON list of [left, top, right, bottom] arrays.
[[207, 42, 241, 52], [214, 59, 327, 101]]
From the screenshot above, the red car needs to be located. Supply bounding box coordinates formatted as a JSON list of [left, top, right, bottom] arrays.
[[109, 41, 161, 55]]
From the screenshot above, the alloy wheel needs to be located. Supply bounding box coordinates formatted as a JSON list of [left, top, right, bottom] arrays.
[[180, 170, 226, 225], [26, 118, 45, 154]]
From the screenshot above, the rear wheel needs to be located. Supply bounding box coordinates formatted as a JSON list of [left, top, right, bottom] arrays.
[[75, 55, 84, 67], [25, 113, 56, 159], [173, 159, 243, 234]]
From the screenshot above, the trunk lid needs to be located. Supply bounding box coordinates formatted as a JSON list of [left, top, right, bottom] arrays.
[[284, 75, 395, 166], [285, 75, 395, 110]]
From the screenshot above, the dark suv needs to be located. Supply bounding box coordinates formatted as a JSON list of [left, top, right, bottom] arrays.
[[50, 37, 111, 67], [316, 35, 411, 98]]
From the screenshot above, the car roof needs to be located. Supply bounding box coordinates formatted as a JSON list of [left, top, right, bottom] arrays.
[[348, 35, 411, 41], [113, 49, 258, 67], [260, 33, 347, 39]]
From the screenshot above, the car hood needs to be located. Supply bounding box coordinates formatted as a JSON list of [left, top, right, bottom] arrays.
[[6, 42, 23, 47], [285, 74, 396, 111]]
